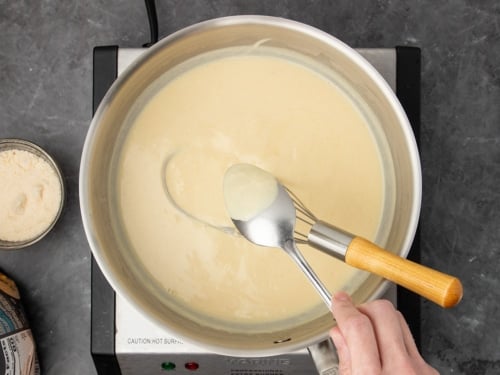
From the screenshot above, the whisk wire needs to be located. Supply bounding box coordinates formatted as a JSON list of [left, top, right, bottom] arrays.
[[285, 187, 318, 244]]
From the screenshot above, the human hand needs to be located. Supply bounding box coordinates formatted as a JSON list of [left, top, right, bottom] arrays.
[[330, 291, 439, 375]]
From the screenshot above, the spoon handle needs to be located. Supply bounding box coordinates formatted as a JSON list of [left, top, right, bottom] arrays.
[[283, 240, 332, 307], [346, 237, 463, 308]]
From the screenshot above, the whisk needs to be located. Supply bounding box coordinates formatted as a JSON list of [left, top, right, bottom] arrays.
[[224, 163, 463, 308], [286, 188, 463, 308]]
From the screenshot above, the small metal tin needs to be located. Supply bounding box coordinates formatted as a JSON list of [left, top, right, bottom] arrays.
[[0, 138, 65, 250]]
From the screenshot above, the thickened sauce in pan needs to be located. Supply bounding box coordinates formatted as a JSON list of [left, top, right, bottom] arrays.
[[115, 47, 394, 330]]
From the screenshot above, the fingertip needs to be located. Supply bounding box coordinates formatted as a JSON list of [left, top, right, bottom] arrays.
[[333, 291, 351, 302], [332, 291, 352, 311]]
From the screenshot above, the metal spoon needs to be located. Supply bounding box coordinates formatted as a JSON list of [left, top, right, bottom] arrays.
[[225, 179, 332, 307]]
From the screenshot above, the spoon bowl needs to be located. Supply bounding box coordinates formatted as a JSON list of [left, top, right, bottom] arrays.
[[224, 165, 332, 306]]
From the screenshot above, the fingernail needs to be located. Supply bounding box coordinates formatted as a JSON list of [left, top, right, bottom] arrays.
[[333, 291, 351, 302]]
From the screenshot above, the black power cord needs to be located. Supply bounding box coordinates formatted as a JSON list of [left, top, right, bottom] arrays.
[[142, 0, 159, 47]]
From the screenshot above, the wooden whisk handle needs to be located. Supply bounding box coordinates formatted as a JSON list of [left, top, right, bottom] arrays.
[[347, 237, 463, 308], [307, 221, 463, 308]]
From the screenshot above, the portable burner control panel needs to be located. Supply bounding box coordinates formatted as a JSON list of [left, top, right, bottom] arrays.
[[115, 296, 322, 374], [91, 46, 421, 375]]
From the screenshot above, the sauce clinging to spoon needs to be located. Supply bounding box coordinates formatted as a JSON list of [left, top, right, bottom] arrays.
[[223, 163, 279, 222]]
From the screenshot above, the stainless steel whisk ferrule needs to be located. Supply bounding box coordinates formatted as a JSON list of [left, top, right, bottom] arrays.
[[287, 188, 354, 262]]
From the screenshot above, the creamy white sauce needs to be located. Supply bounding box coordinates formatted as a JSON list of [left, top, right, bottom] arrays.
[[115, 47, 393, 329], [223, 163, 278, 222]]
